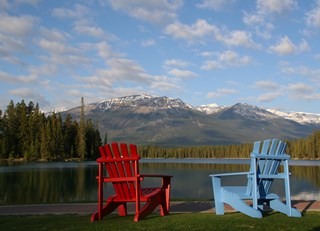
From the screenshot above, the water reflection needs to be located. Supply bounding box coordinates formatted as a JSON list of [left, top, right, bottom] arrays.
[[0, 159, 319, 204]]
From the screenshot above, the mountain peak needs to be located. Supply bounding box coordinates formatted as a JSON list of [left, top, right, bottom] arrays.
[[91, 94, 195, 112], [214, 102, 278, 121]]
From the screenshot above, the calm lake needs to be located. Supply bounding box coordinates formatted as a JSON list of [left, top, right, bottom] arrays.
[[0, 158, 320, 204]]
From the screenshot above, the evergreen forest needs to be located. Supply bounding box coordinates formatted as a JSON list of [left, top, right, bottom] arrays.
[[0, 100, 101, 160], [138, 131, 320, 159], [0, 100, 319, 161]]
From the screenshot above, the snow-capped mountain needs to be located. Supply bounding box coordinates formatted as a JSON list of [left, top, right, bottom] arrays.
[[63, 94, 320, 126], [197, 103, 320, 125], [91, 94, 196, 112], [60, 95, 320, 146], [267, 109, 320, 125], [196, 103, 227, 114]]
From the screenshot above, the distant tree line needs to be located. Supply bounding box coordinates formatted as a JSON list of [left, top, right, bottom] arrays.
[[0, 99, 319, 160], [0, 100, 101, 160], [139, 131, 320, 160]]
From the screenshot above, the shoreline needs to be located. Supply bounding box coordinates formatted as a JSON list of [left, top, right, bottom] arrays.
[[0, 200, 319, 215]]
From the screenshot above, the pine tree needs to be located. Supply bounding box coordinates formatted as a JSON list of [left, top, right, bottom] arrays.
[[77, 97, 86, 159], [0, 109, 5, 159], [17, 100, 29, 158]]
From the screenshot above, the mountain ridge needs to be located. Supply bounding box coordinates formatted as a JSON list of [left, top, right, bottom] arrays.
[[60, 95, 320, 146]]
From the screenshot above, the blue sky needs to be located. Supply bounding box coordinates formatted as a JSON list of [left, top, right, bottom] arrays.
[[1, 0, 320, 113]]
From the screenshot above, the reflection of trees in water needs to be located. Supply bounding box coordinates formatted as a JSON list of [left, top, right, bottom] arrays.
[[0, 166, 98, 204], [290, 166, 320, 188], [0, 162, 319, 204], [140, 163, 320, 200], [140, 162, 250, 172]]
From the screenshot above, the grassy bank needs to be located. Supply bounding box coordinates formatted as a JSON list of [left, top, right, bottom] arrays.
[[0, 212, 320, 231]]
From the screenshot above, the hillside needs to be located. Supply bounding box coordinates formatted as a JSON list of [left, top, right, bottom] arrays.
[[61, 95, 320, 146]]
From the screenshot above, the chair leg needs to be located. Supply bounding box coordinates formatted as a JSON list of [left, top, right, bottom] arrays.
[[269, 199, 301, 217], [91, 200, 127, 222], [223, 194, 262, 218], [159, 191, 169, 216], [118, 203, 127, 216], [134, 196, 160, 222], [212, 177, 224, 215]]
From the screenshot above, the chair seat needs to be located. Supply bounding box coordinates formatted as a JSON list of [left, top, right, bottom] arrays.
[[222, 186, 280, 200]]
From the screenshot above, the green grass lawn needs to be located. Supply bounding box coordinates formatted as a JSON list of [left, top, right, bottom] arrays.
[[0, 212, 320, 231]]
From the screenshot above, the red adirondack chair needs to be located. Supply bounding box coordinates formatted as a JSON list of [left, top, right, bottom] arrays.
[[90, 142, 172, 222]]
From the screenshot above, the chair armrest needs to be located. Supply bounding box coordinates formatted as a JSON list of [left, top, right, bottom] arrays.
[[139, 174, 172, 178], [210, 171, 252, 178], [138, 174, 172, 188]]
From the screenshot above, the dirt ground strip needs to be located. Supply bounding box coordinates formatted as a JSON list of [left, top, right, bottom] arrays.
[[0, 200, 319, 215]]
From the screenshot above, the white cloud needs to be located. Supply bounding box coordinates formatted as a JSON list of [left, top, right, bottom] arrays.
[[254, 81, 280, 90], [257, 92, 282, 102], [288, 82, 313, 93], [37, 38, 71, 54], [40, 27, 69, 42], [196, 0, 236, 11], [0, 0, 9, 9], [0, 33, 28, 53], [52, 4, 90, 19], [94, 41, 122, 61], [0, 71, 38, 84], [168, 68, 197, 78], [201, 60, 223, 70], [218, 50, 251, 65], [28, 64, 58, 77], [8, 87, 50, 107], [108, 0, 182, 25], [0, 70, 15, 83], [35, 36, 91, 67], [207, 88, 238, 98], [217, 30, 260, 49], [243, 0, 296, 40], [280, 64, 320, 82], [74, 20, 106, 38], [306, 3, 320, 28], [287, 82, 320, 100], [0, 13, 37, 36], [166, 19, 260, 48], [269, 36, 309, 55], [15, 0, 40, 6], [200, 51, 214, 57], [201, 50, 252, 70], [257, 0, 297, 15], [165, 19, 217, 43], [150, 80, 180, 91], [91, 58, 152, 86], [141, 39, 155, 47], [242, 12, 274, 39], [163, 59, 190, 68]]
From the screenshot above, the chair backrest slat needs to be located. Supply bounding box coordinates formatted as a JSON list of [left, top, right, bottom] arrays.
[[257, 139, 285, 197], [247, 139, 286, 198], [111, 143, 132, 199], [100, 144, 125, 198], [262, 140, 286, 192], [98, 143, 140, 200], [120, 143, 136, 198]]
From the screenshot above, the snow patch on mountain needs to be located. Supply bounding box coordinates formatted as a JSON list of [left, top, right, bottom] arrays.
[[53, 94, 320, 126], [91, 94, 196, 112], [267, 109, 320, 125], [230, 103, 279, 120], [196, 103, 227, 114], [197, 102, 320, 125]]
